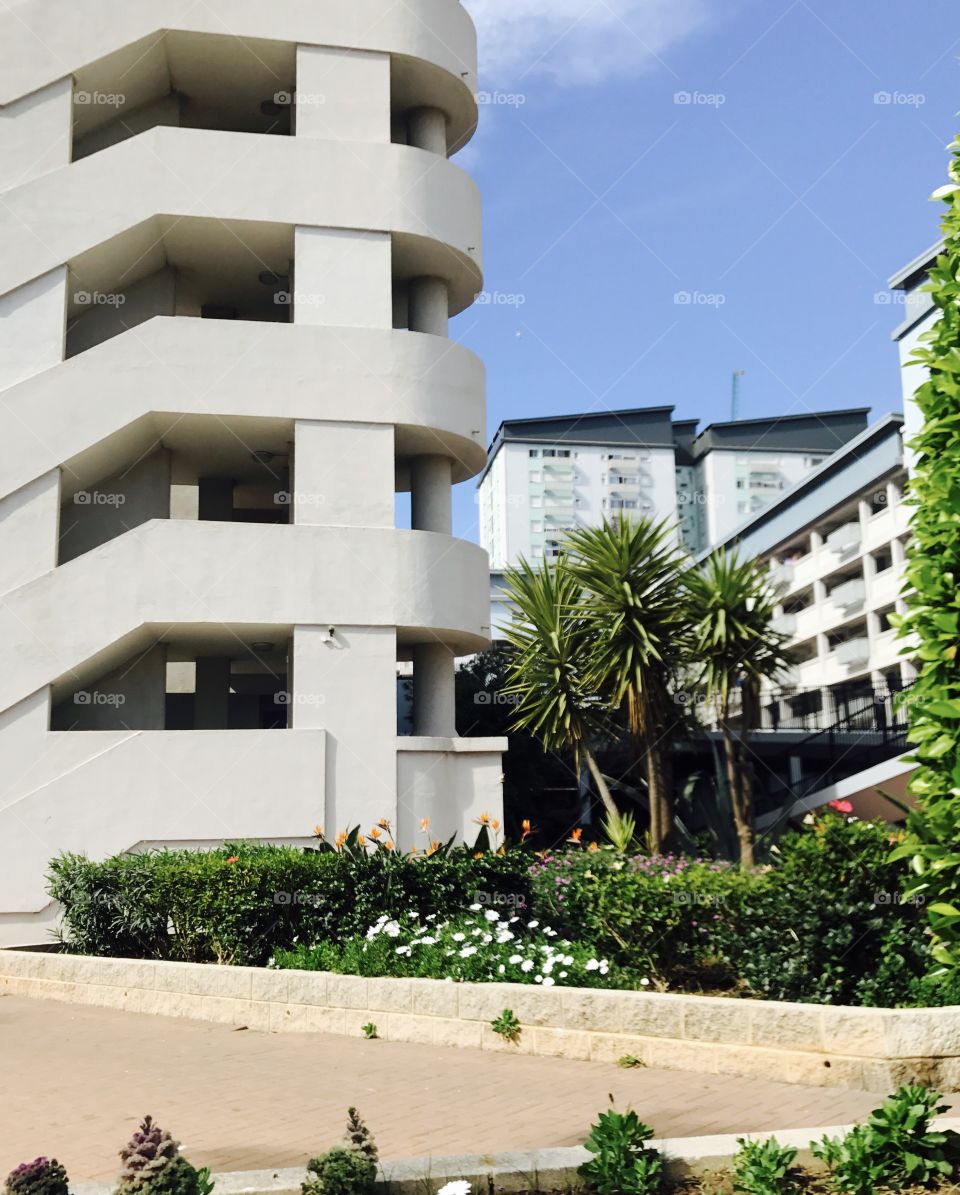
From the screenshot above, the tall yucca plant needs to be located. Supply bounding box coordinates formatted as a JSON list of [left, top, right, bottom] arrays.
[[565, 518, 688, 849], [683, 549, 793, 869], [502, 557, 617, 816], [890, 135, 960, 979]]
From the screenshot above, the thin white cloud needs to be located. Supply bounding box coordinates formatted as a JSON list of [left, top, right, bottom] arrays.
[[463, 0, 715, 84]]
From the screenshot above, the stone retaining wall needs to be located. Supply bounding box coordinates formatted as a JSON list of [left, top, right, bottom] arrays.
[[2, 950, 958, 1092]]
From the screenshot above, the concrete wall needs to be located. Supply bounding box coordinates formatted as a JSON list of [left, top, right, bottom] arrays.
[[73, 92, 184, 160], [52, 643, 167, 730], [0, 77, 72, 190], [59, 448, 172, 563], [294, 47, 391, 143], [0, 472, 60, 594], [0, 269, 67, 390], [2, 951, 958, 1093], [293, 421, 394, 528], [66, 268, 177, 358]]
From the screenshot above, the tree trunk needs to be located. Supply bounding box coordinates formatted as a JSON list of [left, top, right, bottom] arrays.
[[584, 747, 618, 820], [645, 740, 672, 853], [721, 720, 754, 870]]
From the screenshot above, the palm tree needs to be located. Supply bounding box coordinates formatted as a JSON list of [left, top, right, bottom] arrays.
[[501, 556, 618, 818], [565, 518, 689, 850], [683, 549, 793, 869]]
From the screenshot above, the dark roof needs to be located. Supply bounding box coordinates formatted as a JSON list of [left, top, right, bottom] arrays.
[[692, 409, 870, 456], [888, 240, 944, 291]]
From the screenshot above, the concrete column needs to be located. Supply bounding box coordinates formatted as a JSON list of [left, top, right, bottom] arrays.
[[195, 658, 232, 730], [408, 276, 449, 337], [0, 77, 72, 192], [294, 420, 394, 527], [295, 46, 391, 142], [292, 625, 398, 833], [892, 537, 907, 567], [0, 471, 60, 594], [406, 107, 447, 155], [294, 227, 392, 329], [198, 477, 235, 522], [413, 642, 456, 737], [0, 268, 68, 390], [410, 455, 452, 534], [392, 283, 409, 330]]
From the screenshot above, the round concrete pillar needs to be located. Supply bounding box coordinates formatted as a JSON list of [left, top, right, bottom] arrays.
[[407, 107, 447, 156], [408, 276, 449, 337], [411, 455, 452, 535], [412, 641, 456, 737]]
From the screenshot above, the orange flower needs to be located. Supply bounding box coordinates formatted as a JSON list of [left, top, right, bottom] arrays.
[[358, 834, 366, 846], [313, 825, 325, 839], [521, 818, 532, 833], [369, 827, 381, 840], [475, 812, 491, 826], [568, 828, 583, 845], [335, 831, 348, 850], [410, 845, 418, 856], [491, 818, 501, 831], [420, 817, 430, 832], [384, 841, 394, 851], [426, 840, 440, 857], [226, 855, 239, 864], [473, 851, 484, 859], [378, 817, 391, 830], [588, 841, 600, 853]]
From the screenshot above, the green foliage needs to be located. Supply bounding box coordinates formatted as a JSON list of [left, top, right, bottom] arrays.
[[731, 1137, 800, 1195], [578, 1106, 664, 1195], [360, 1022, 377, 1040], [490, 1008, 521, 1042], [145, 1160, 212, 1195], [616, 1055, 645, 1069], [895, 135, 960, 979], [602, 809, 638, 854], [116, 1117, 180, 1195], [4, 1159, 69, 1195], [813, 1085, 960, 1194], [49, 844, 533, 966], [303, 1109, 377, 1195]]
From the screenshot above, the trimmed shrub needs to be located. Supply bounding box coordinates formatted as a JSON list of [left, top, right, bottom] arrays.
[[4, 1160, 69, 1195]]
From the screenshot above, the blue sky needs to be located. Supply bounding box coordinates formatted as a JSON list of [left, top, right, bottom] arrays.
[[448, 0, 958, 539]]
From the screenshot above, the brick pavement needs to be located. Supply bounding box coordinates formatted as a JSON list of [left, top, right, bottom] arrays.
[[2, 994, 947, 1181]]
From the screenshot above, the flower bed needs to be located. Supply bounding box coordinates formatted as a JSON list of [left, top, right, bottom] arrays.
[[46, 814, 959, 1009]]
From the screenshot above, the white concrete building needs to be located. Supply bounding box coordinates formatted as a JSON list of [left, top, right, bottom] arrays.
[[480, 407, 870, 635], [890, 241, 942, 471], [0, 0, 504, 945], [707, 414, 913, 728]]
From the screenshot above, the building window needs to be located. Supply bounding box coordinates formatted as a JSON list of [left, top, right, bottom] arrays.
[[528, 449, 539, 458]]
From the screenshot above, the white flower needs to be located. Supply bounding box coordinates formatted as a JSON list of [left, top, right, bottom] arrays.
[[521, 959, 534, 973], [542, 976, 556, 987], [640, 977, 650, 986], [496, 930, 515, 943], [482, 934, 492, 945], [527, 920, 540, 929], [382, 920, 401, 938], [484, 909, 500, 922], [471, 927, 483, 936], [395, 945, 412, 956], [459, 945, 478, 958], [585, 959, 600, 972], [452, 932, 466, 942], [420, 936, 437, 946], [408, 911, 420, 919], [599, 961, 609, 975], [469, 903, 482, 912], [559, 971, 568, 979], [509, 954, 523, 965], [534, 974, 543, 983], [563, 955, 574, 966], [437, 1182, 471, 1195], [544, 927, 558, 937], [498, 964, 506, 974]]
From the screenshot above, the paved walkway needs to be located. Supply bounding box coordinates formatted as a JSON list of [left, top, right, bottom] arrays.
[[1, 994, 942, 1181]]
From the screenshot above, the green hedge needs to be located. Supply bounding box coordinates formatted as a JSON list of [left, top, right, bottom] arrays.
[[49, 816, 950, 1006]]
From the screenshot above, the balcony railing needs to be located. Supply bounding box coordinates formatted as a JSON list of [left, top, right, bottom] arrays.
[[831, 577, 866, 608], [835, 636, 870, 667], [827, 521, 861, 553]]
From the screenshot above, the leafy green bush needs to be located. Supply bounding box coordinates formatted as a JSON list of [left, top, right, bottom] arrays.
[[4, 1159, 69, 1195], [271, 907, 628, 989], [49, 845, 533, 967], [732, 814, 931, 1006], [813, 1085, 960, 1194], [578, 1105, 664, 1195], [731, 1137, 800, 1195], [303, 1109, 377, 1195]]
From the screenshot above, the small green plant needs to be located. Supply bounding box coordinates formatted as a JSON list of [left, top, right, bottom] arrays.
[[4, 1159, 69, 1195], [731, 1136, 799, 1195], [303, 1108, 377, 1195], [360, 1022, 377, 1040], [602, 809, 638, 854], [490, 1008, 521, 1043], [115, 1116, 212, 1195], [813, 1085, 960, 1194], [616, 1055, 645, 1069], [578, 1105, 664, 1195]]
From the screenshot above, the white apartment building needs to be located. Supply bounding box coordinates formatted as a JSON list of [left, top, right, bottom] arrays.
[[480, 407, 871, 635], [890, 240, 942, 470], [706, 414, 913, 726], [0, 1, 504, 945]]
